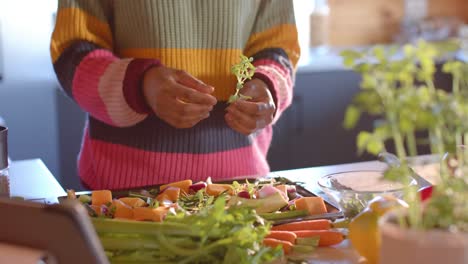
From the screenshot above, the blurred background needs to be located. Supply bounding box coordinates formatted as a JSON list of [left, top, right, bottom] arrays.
[[0, 0, 467, 190]]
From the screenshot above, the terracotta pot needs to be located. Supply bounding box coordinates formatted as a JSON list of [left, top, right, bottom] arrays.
[[379, 214, 468, 264]]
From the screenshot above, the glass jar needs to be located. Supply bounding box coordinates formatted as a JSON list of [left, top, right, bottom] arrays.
[[0, 167, 9, 198], [0, 126, 8, 197], [309, 0, 330, 54]]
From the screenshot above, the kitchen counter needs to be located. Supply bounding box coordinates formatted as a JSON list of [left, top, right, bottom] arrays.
[[297, 47, 468, 73], [7, 157, 438, 263], [9, 159, 66, 203]]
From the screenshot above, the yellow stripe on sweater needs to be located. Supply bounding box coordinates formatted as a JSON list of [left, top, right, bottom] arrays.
[[244, 24, 300, 68], [51, 7, 113, 63], [120, 48, 241, 101]]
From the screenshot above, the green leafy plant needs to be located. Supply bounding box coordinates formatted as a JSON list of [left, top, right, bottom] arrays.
[[229, 55, 256, 103], [94, 197, 282, 263], [341, 40, 468, 232]]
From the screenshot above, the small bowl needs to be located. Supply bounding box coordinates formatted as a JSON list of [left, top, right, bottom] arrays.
[[318, 170, 415, 218]]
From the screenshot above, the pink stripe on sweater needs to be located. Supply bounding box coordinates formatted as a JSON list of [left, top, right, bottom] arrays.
[[98, 59, 148, 127], [78, 127, 272, 190], [73, 49, 117, 125], [254, 59, 293, 123]]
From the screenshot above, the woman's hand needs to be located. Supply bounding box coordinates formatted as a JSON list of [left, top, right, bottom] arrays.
[[143, 66, 217, 128], [225, 78, 276, 135]]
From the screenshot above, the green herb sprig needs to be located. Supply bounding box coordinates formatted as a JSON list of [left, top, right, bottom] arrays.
[[229, 55, 256, 103]]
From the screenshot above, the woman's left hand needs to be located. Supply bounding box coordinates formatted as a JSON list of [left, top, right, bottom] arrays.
[[225, 78, 276, 135]]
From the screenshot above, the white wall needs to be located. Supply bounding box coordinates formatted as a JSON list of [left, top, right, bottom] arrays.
[[0, 0, 60, 180], [0, 0, 58, 83]]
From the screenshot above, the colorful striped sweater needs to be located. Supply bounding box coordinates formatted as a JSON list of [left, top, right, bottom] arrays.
[[51, 0, 300, 190]]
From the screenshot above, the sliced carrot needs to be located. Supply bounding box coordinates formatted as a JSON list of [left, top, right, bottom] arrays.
[[271, 219, 331, 231], [263, 238, 293, 255], [160, 180, 192, 194], [265, 231, 297, 244], [91, 190, 112, 207], [112, 199, 133, 219], [293, 230, 345, 247], [118, 197, 146, 208], [206, 184, 234, 196], [133, 207, 168, 222], [294, 197, 328, 215], [157, 187, 180, 202]]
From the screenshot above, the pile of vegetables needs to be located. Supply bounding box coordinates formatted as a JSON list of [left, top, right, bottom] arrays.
[[67, 177, 346, 263]]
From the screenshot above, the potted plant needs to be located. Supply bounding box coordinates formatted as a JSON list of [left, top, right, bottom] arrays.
[[341, 40, 468, 264]]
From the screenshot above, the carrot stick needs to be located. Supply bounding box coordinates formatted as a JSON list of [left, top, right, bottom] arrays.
[[271, 219, 331, 231], [265, 231, 297, 244], [293, 230, 345, 247], [263, 238, 293, 255]]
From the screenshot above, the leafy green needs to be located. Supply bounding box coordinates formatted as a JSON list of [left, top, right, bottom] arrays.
[[341, 39, 468, 231], [229, 55, 256, 103], [94, 197, 282, 264]]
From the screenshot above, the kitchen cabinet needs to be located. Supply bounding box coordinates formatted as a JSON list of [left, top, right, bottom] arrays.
[[267, 69, 375, 171], [267, 62, 453, 171]]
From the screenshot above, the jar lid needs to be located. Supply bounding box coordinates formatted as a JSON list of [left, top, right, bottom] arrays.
[[0, 126, 7, 170]]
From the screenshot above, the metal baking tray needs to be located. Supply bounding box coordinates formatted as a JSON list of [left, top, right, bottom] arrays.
[[58, 177, 343, 224]]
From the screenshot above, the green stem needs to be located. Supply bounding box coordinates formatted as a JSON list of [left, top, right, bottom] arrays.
[[456, 128, 463, 164], [178, 238, 233, 264], [156, 233, 200, 256], [92, 218, 199, 237], [389, 115, 407, 162], [453, 73, 460, 95], [99, 235, 161, 250], [406, 185, 422, 229], [406, 131, 418, 157]]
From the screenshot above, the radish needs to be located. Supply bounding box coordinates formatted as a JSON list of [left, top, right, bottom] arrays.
[[419, 185, 433, 202], [189, 182, 207, 193], [286, 185, 298, 200], [237, 191, 251, 199], [257, 185, 280, 199]]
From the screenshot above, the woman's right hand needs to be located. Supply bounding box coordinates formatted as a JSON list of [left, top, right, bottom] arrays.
[[143, 66, 217, 128]]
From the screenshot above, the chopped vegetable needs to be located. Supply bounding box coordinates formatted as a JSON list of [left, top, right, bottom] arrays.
[[132, 207, 168, 222], [92, 190, 113, 207], [293, 230, 345, 247], [259, 210, 308, 221], [228, 191, 288, 213], [206, 183, 234, 196], [265, 231, 297, 244], [257, 185, 282, 199], [271, 219, 331, 231], [294, 197, 328, 215], [112, 199, 133, 219], [160, 179, 192, 194], [156, 186, 180, 202], [263, 238, 293, 255], [118, 197, 146, 208], [291, 244, 316, 254], [189, 182, 207, 193], [295, 237, 320, 247]]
